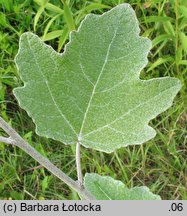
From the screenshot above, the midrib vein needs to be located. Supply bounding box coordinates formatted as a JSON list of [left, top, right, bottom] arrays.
[[27, 37, 77, 136], [78, 28, 118, 139]]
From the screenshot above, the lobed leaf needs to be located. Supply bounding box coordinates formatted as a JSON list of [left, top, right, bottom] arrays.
[[84, 173, 161, 200], [14, 4, 181, 152]]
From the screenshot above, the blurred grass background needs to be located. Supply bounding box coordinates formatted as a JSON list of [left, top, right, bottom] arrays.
[[0, 0, 186, 200]]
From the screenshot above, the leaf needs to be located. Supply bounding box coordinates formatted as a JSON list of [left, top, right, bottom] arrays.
[[62, 0, 76, 31], [0, 12, 8, 27], [14, 4, 181, 153], [58, 27, 69, 52], [152, 34, 171, 48], [34, 0, 64, 14], [42, 30, 64, 41], [84, 173, 161, 200], [179, 32, 187, 53], [143, 16, 174, 23], [10, 191, 24, 200], [42, 176, 49, 192], [34, 6, 45, 31], [179, 5, 187, 19], [147, 57, 174, 72], [75, 3, 111, 24], [163, 21, 175, 37], [45, 3, 63, 14], [42, 14, 61, 39]]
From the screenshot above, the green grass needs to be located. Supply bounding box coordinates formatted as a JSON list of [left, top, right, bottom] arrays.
[[0, 0, 186, 200]]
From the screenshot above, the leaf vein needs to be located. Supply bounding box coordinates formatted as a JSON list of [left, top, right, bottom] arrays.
[[83, 84, 177, 137], [27, 36, 77, 136], [78, 27, 118, 139]]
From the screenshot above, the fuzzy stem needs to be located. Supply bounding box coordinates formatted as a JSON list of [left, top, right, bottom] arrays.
[[76, 141, 83, 185], [0, 136, 15, 145], [0, 116, 94, 200]]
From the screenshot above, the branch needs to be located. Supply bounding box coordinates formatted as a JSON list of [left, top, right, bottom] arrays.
[[0, 116, 94, 200], [0, 136, 15, 145]]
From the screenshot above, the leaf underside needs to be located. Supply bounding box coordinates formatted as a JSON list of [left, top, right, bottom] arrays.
[[14, 4, 181, 153], [84, 173, 161, 200]]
